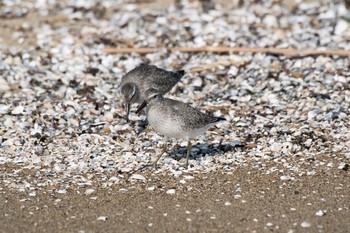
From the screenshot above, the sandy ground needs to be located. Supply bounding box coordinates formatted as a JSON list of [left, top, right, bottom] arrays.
[[1, 164, 349, 233], [1, 1, 350, 232]]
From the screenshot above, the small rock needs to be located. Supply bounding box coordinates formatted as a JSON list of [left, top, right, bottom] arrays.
[[280, 175, 293, 181], [304, 139, 312, 147], [338, 162, 349, 171], [97, 216, 108, 221], [335, 20, 349, 35], [130, 174, 146, 181], [0, 104, 10, 114], [192, 77, 203, 87], [166, 189, 176, 195], [301, 221, 311, 228], [57, 189, 67, 194], [3, 117, 13, 127], [0, 79, 10, 92], [61, 35, 75, 45], [104, 112, 114, 123], [308, 109, 320, 120], [263, 15, 278, 28], [12, 106, 24, 115], [307, 170, 316, 176], [31, 154, 41, 163], [184, 175, 194, 180], [324, 111, 337, 121], [270, 143, 282, 152], [315, 210, 326, 216], [227, 66, 238, 76], [35, 146, 45, 156], [84, 189, 95, 195], [29, 192, 36, 197], [109, 177, 120, 183]]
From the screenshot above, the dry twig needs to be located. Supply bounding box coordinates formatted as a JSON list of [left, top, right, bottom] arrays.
[[102, 46, 350, 57]]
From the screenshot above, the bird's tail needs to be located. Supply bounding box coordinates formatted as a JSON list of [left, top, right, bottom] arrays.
[[213, 117, 226, 123], [177, 70, 185, 77]]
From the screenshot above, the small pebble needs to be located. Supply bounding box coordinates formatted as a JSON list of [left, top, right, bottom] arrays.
[[11, 106, 24, 115], [130, 174, 146, 181], [57, 189, 67, 194], [315, 210, 326, 216], [301, 221, 311, 228], [166, 189, 176, 195], [28, 192, 36, 197], [338, 162, 349, 171], [0, 104, 10, 114], [84, 189, 95, 195], [97, 216, 108, 221], [104, 112, 114, 123]]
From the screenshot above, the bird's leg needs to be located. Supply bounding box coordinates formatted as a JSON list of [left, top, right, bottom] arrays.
[[125, 103, 130, 122], [139, 111, 149, 130], [137, 123, 150, 135], [171, 142, 179, 154], [184, 140, 192, 169], [153, 139, 168, 169], [144, 125, 151, 133]]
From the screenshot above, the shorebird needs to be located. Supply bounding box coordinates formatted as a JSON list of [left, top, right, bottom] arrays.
[[136, 88, 226, 168], [119, 63, 185, 122]]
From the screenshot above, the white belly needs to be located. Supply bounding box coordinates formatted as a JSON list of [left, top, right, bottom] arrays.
[[146, 105, 215, 139], [147, 108, 185, 139]]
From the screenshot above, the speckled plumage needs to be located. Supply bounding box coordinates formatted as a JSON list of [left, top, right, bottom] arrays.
[[139, 89, 225, 168], [147, 97, 224, 139], [119, 64, 184, 121], [120, 63, 184, 104]]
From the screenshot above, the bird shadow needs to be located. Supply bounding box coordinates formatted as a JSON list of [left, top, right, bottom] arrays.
[[124, 140, 246, 179], [166, 141, 245, 161]]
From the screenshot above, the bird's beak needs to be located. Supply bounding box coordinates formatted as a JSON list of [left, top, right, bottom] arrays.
[[136, 100, 147, 114], [125, 103, 130, 122]]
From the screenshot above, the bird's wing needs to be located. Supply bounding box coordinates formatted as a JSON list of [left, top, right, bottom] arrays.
[[144, 67, 184, 93], [120, 64, 150, 85], [165, 99, 216, 128]]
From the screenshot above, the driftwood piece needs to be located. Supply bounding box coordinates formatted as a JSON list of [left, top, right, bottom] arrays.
[[102, 46, 350, 57]]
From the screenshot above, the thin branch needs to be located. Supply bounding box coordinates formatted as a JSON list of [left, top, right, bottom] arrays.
[[199, 105, 233, 111], [102, 46, 350, 57], [103, 47, 159, 54]]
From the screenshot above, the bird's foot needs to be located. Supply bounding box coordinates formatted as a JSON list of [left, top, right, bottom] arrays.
[[179, 161, 189, 169]]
